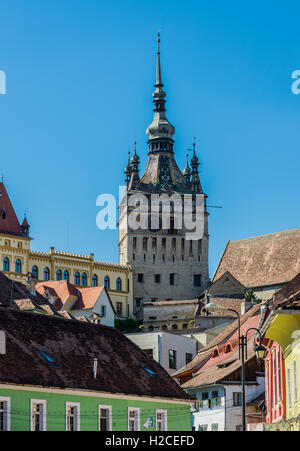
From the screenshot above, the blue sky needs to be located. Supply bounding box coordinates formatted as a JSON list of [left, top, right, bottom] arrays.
[[0, 0, 300, 276]]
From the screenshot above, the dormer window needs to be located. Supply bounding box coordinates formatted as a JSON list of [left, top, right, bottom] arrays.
[[1, 209, 6, 219]]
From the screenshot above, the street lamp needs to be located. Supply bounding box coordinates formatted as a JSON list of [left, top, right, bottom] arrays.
[[205, 302, 266, 432]]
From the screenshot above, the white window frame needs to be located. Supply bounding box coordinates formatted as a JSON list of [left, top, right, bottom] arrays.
[[98, 404, 112, 431], [30, 399, 46, 431], [128, 407, 140, 431], [287, 367, 292, 408], [293, 358, 298, 403], [0, 397, 10, 431], [156, 409, 167, 431], [66, 402, 80, 431]]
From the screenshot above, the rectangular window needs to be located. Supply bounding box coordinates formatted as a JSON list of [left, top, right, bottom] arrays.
[[31, 399, 46, 431], [273, 353, 277, 405], [154, 274, 161, 283], [98, 405, 112, 431], [211, 423, 219, 431], [212, 390, 219, 398], [0, 397, 10, 431], [128, 408, 140, 431], [185, 353, 193, 365], [116, 302, 122, 317], [199, 424, 208, 431], [287, 367, 292, 408], [293, 359, 298, 403], [156, 410, 167, 431], [202, 392, 209, 400], [277, 349, 281, 402], [135, 298, 142, 308], [233, 392, 242, 406], [101, 305, 106, 317], [137, 273, 144, 283], [169, 349, 177, 369], [193, 274, 201, 287], [66, 402, 80, 431], [169, 273, 175, 285]]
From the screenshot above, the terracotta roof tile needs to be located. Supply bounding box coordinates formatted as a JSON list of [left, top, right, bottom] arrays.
[[213, 228, 300, 288]]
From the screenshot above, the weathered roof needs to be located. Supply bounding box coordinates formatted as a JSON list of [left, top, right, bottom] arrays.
[[0, 271, 58, 315], [270, 272, 300, 310], [0, 182, 24, 237], [213, 228, 300, 288], [144, 299, 198, 307], [181, 314, 261, 388], [174, 303, 263, 378], [0, 308, 191, 400]]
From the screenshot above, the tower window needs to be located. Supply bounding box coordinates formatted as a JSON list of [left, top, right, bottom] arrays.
[[154, 274, 161, 283], [15, 259, 21, 274], [194, 274, 201, 287], [44, 267, 50, 281], [170, 273, 175, 285], [137, 273, 144, 283], [104, 276, 110, 289], [152, 254, 156, 263]]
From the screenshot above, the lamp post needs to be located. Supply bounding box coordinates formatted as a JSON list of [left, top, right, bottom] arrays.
[[205, 303, 266, 432]]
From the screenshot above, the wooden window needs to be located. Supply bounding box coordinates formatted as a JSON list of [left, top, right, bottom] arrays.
[[233, 392, 242, 406], [156, 410, 167, 431], [66, 403, 80, 431], [98, 405, 112, 431], [0, 398, 10, 431], [31, 399, 46, 431], [128, 408, 140, 431], [116, 302, 122, 317], [169, 350, 177, 369]]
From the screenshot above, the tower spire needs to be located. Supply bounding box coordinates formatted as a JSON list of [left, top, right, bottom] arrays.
[[146, 33, 175, 153]]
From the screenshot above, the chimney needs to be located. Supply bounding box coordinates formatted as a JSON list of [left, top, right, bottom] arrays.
[[93, 358, 98, 379], [26, 272, 36, 294]]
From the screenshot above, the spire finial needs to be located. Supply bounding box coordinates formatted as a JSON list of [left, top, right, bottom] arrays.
[[155, 32, 163, 87], [1, 173, 4, 183]]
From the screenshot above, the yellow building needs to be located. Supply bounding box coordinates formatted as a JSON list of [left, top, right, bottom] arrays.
[[261, 272, 300, 431], [0, 180, 133, 318]]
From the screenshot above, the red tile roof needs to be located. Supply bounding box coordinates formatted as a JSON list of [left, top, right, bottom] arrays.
[[72, 286, 105, 310], [213, 228, 300, 288], [0, 182, 24, 237]]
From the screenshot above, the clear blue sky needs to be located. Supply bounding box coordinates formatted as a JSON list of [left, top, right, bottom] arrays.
[[0, 0, 300, 277]]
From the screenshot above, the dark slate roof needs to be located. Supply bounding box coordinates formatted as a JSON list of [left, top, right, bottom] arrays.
[[0, 271, 58, 315], [0, 308, 191, 401]]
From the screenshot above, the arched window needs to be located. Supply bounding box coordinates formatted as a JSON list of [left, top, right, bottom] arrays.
[[32, 266, 38, 280], [63, 270, 69, 281], [74, 272, 80, 285], [171, 324, 178, 330], [44, 267, 50, 281], [15, 259, 21, 274], [3, 257, 9, 272], [92, 274, 98, 287], [116, 277, 122, 291], [56, 269, 62, 281], [82, 272, 87, 287], [104, 276, 110, 290]]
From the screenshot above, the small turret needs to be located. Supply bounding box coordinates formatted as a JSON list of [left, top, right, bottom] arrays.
[[21, 214, 30, 237], [128, 140, 140, 190], [125, 151, 132, 187]]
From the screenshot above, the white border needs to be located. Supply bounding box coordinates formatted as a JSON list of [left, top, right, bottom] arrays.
[[66, 402, 80, 431], [98, 404, 112, 431], [0, 396, 10, 431], [30, 399, 47, 431], [128, 407, 140, 431]]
